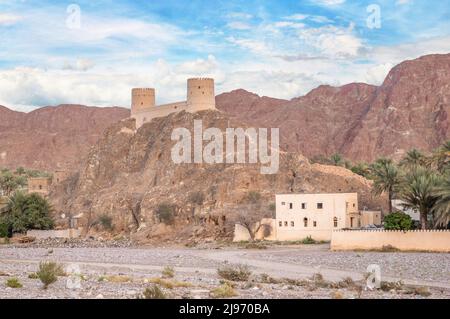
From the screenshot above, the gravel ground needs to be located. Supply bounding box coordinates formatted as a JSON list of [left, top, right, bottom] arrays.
[[0, 244, 449, 299]]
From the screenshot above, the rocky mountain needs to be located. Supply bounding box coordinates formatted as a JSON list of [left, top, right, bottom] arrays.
[[1, 54, 449, 172], [217, 54, 450, 162], [51, 110, 386, 243], [0, 104, 130, 171]]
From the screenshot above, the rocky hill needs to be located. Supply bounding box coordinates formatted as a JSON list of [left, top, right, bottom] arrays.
[[217, 54, 450, 161], [0, 104, 130, 171], [51, 110, 386, 244]]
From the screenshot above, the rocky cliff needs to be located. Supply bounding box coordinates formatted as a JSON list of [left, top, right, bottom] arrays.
[[51, 110, 386, 243], [0, 104, 130, 171]]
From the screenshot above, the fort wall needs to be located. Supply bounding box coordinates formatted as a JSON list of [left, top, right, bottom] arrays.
[[131, 78, 216, 128]]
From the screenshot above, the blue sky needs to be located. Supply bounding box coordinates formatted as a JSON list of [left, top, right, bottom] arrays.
[[1, 0, 450, 111]]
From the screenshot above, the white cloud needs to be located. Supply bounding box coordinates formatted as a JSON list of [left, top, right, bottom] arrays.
[[227, 21, 252, 30], [0, 13, 21, 25], [62, 59, 95, 71], [313, 0, 346, 6]]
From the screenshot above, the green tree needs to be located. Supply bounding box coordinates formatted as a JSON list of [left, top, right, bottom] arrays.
[[400, 149, 427, 169], [351, 162, 371, 178], [3, 192, 54, 234], [431, 176, 450, 228], [383, 211, 413, 230], [371, 158, 402, 214], [400, 167, 443, 230], [0, 171, 21, 196]]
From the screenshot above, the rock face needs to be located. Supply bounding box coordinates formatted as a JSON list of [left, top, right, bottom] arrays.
[[217, 54, 450, 161], [0, 104, 130, 170], [51, 110, 386, 243]]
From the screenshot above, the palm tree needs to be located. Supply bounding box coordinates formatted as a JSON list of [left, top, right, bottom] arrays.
[[400, 167, 443, 229], [371, 158, 402, 214], [400, 149, 427, 169], [432, 176, 450, 228], [428, 140, 450, 173]]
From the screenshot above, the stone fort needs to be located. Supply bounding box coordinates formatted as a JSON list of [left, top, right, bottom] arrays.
[[131, 78, 216, 128]]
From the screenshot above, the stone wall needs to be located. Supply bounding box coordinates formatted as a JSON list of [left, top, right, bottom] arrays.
[[233, 218, 277, 241], [331, 229, 450, 252], [26, 228, 81, 239]]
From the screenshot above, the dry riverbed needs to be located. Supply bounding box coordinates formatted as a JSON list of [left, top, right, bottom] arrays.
[[0, 242, 449, 299]]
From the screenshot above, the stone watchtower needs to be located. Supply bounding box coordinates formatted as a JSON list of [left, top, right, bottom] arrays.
[[186, 78, 216, 112], [131, 88, 155, 115]]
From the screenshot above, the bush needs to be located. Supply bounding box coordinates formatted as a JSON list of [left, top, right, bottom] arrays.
[[189, 191, 205, 206], [217, 264, 251, 282], [155, 203, 175, 225], [141, 285, 167, 299], [97, 214, 113, 230], [383, 212, 413, 230], [245, 191, 261, 204], [6, 278, 22, 288], [301, 236, 316, 244], [211, 282, 237, 298], [162, 266, 175, 278], [2, 192, 54, 234], [37, 261, 64, 289], [0, 221, 10, 238]]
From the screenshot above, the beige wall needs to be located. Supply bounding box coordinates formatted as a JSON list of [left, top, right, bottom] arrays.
[[361, 210, 382, 226], [132, 101, 188, 128], [28, 177, 52, 196], [275, 193, 358, 241], [331, 230, 450, 252], [187, 78, 215, 112]]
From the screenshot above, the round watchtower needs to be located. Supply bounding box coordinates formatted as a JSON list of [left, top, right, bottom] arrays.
[[131, 88, 155, 115], [186, 78, 215, 112]]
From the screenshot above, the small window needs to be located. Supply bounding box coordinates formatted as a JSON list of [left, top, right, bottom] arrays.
[[313, 221, 317, 227], [39, 185, 42, 190], [317, 203, 323, 209], [353, 203, 356, 207], [303, 218, 308, 227], [333, 217, 338, 228], [281, 202, 286, 206], [284, 221, 288, 227], [291, 221, 294, 227], [301, 203, 306, 209], [289, 203, 293, 209], [198, 86, 201, 89], [141, 102, 143, 105], [279, 221, 282, 227]]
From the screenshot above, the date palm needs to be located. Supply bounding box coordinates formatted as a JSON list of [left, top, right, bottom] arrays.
[[371, 158, 402, 214], [431, 177, 450, 227], [428, 140, 450, 174], [400, 167, 443, 229], [400, 149, 427, 169]]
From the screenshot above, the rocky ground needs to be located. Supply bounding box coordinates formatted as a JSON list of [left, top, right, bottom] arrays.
[[0, 242, 449, 299]]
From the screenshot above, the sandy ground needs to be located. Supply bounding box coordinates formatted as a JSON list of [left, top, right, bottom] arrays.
[[0, 244, 449, 299]]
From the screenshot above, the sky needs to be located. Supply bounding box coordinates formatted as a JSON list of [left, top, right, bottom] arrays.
[[0, 0, 450, 111]]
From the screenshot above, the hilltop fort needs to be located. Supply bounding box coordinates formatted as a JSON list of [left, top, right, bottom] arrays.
[[131, 78, 216, 128]]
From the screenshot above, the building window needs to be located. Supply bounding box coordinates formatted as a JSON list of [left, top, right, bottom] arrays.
[[303, 218, 308, 227], [333, 217, 338, 228], [353, 203, 356, 207], [317, 203, 323, 209], [289, 203, 293, 209], [284, 221, 288, 227], [279, 221, 282, 227], [313, 221, 317, 227], [281, 202, 285, 206], [291, 221, 294, 227], [301, 203, 306, 209], [39, 185, 42, 190]]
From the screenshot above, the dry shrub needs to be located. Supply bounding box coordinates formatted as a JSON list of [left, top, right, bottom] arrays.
[[217, 264, 251, 282], [211, 282, 237, 298]]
